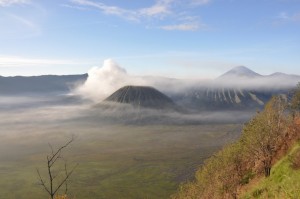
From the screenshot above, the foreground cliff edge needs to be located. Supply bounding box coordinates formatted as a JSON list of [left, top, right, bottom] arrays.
[[172, 84, 300, 199]]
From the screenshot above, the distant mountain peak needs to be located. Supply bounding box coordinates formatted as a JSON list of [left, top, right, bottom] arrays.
[[218, 66, 261, 79], [229, 66, 253, 73]]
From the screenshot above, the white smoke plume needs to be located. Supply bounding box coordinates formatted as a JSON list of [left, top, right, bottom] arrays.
[[75, 59, 199, 102], [76, 59, 147, 102]]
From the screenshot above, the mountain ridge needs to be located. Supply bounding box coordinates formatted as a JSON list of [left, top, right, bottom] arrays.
[[0, 74, 87, 94], [1, 67, 300, 111]]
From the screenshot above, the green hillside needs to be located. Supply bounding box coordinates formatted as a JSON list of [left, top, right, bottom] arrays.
[[241, 142, 300, 199], [172, 84, 300, 199]]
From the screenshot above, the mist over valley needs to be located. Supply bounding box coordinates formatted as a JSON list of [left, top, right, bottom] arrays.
[[0, 60, 299, 198]]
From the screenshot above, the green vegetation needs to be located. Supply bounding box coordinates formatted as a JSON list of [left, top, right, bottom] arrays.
[[0, 124, 240, 199], [242, 142, 300, 198], [172, 92, 300, 199]]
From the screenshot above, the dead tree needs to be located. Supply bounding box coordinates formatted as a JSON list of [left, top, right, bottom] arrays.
[[37, 137, 78, 199]]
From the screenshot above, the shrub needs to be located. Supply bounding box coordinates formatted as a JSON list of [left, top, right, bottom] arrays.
[[289, 148, 300, 169], [252, 188, 265, 198], [240, 171, 255, 185]]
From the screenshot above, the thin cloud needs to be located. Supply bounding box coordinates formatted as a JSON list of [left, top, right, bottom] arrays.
[[189, 0, 211, 6], [70, 0, 138, 21], [69, 0, 210, 31], [139, 0, 174, 17], [0, 0, 29, 6], [9, 14, 38, 29], [160, 22, 206, 31], [70, 0, 174, 20], [273, 11, 300, 25], [0, 13, 42, 37], [160, 21, 209, 31], [278, 12, 290, 20], [61, 3, 90, 11], [291, 12, 300, 21]]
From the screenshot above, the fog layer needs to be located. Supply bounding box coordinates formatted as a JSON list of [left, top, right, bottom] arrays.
[[75, 59, 300, 103]]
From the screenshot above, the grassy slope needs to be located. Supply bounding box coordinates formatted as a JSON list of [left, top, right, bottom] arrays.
[[241, 142, 300, 199]]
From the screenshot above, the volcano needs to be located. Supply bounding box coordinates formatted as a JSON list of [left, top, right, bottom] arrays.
[[104, 85, 177, 110], [218, 66, 261, 79]]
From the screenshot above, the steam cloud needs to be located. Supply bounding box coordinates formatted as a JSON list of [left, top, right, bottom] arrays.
[[76, 59, 130, 101], [75, 59, 194, 102]]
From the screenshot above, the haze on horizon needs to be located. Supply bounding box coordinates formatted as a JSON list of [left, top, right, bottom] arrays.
[[0, 0, 299, 78]]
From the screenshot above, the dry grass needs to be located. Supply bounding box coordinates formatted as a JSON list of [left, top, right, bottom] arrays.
[[53, 195, 71, 199]]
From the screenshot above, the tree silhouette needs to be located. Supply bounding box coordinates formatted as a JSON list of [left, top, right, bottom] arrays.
[[36, 137, 78, 199]]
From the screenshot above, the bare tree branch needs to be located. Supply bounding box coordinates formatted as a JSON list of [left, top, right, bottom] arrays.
[[48, 137, 73, 165], [36, 168, 51, 196], [37, 136, 77, 199], [53, 163, 78, 196], [64, 162, 68, 195], [48, 143, 54, 156]]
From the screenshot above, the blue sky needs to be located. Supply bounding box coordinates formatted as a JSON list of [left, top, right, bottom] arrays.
[[0, 0, 299, 78]]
